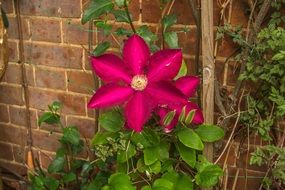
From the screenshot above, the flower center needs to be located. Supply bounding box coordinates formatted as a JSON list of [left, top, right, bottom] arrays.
[[131, 75, 148, 91]]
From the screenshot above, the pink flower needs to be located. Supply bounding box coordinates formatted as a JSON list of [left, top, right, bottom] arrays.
[[88, 34, 187, 132], [157, 76, 204, 133]]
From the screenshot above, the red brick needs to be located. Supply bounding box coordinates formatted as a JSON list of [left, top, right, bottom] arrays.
[[3, 63, 34, 86], [7, 16, 30, 40], [29, 88, 86, 116], [66, 116, 95, 139], [0, 124, 27, 145], [230, 1, 249, 27], [217, 35, 240, 58], [24, 43, 83, 69], [7, 41, 19, 62], [19, 0, 81, 18], [128, 0, 140, 21], [9, 106, 37, 128], [67, 70, 94, 94], [177, 27, 197, 55], [63, 19, 95, 45], [142, 0, 161, 23], [0, 104, 9, 123], [12, 145, 26, 163], [217, 141, 237, 167], [0, 84, 24, 105], [2, 0, 14, 14], [35, 67, 66, 90], [32, 129, 61, 152], [30, 18, 61, 43], [0, 161, 27, 176], [39, 151, 54, 169], [0, 142, 13, 160], [171, 0, 195, 25]]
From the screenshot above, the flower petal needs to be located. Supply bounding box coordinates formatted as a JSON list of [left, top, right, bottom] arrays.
[[185, 102, 204, 124], [124, 92, 152, 132], [175, 76, 200, 97], [146, 81, 187, 105], [147, 49, 182, 82], [157, 107, 178, 133], [123, 35, 150, 74], [91, 54, 132, 83], [88, 83, 133, 108]]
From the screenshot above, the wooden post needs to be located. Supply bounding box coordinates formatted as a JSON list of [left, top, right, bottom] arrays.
[[201, 0, 214, 164]]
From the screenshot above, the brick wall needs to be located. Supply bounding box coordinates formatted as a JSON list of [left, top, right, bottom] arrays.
[[0, 0, 265, 189]]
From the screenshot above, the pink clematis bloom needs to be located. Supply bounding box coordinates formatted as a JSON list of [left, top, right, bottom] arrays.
[[157, 76, 204, 133], [88, 34, 187, 132]]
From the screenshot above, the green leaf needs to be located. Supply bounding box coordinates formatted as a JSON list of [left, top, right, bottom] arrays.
[[62, 172, 76, 183], [174, 60, 188, 80], [137, 25, 158, 46], [92, 131, 117, 145], [195, 164, 223, 188], [99, 110, 124, 132], [38, 112, 60, 126], [96, 21, 112, 36], [185, 110, 196, 125], [163, 110, 176, 126], [132, 128, 160, 147], [164, 32, 178, 48], [178, 128, 204, 150], [117, 143, 136, 163], [153, 178, 173, 190], [144, 146, 159, 165], [115, 27, 132, 36], [195, 124, 225, 142], [108, 173, 135, 190], [48, 101, 62, 112], [48, 156, 65, 173], [1, 8, 9, 28], [43, 177, 59, 190], [81, 0, 114, 24], [162, 14, 177, 32], [158, 141, 169, 161], [175, 174, 193, 190], [112, 10, 130, 23], [147, 160, 161, 174], [61, 126, 81, 145], [176, 142, 196, 167], [92, 41, 110, 56], [141, 186, 152, 190], [115, 0, 125, 7]]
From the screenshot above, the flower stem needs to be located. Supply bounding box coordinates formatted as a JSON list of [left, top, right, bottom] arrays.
[[124, 0, 136, 34]]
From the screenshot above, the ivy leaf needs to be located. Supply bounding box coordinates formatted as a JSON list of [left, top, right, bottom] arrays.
[[114, 0, 125, 7], [176, 142, 196, 168], [195, 124, 225, 142], [61, 126, 81, 145], [162, 14, 177, 32], [96, 21, 112, 36], [112, 10, 130, 23], [117, 143, 136, 163], [99, 110, 124, 132], [174, 60, 188, 80], [163, 110, 176, 126], [164, 32, 178, 48], [92, 41, 110, 56], [144, 146, 159, 165], [38, 112, 60, 126], [48, 156, 65, 173], [177, 128, 204, 150], [81, 0, 114, 24], [115, 27, 132, 36], [195, 164, 223, 188], [137, 25, 158, 46]]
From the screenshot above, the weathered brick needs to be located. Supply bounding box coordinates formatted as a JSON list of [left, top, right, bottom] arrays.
[[67, 70, 94, 94], [24, 43, 83, 69], [8, 40, 19, 62], [171, 0, 195, 25], [141, 0, 161, 23], [0, 84, 24, 105], [177, 27, 197, 55], [0, 161, 27, 176], [30, 18, 61, 42], [12, 145, 26, 163], [66, 116, 95, 138], [7, 16, 30, 40], [2, 0, 14, 14], [128, 0, 140, 21], [63, 19, 95, 45], [35, 67, 66, 90], [0, 142, 13, 160], [39, 151, 54, 169], [19, 0, 81, 18], [0, 124, 26, 145], [29, 88, 86, 116], [217, 35, 239, 57], [9, 106, 37, 128], [32, 129, 61, 152], [3, 63, 34, 86], [0, 104, 9, 123]]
